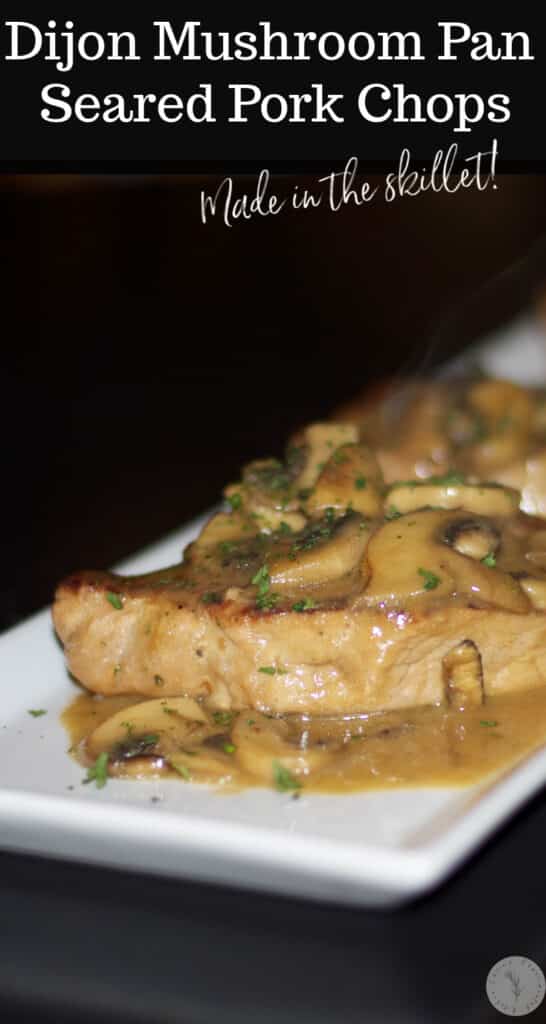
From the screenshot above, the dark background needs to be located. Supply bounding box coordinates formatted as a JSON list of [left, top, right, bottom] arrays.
[[6, 172, 546, 628], [4, 174, 546, 1023]]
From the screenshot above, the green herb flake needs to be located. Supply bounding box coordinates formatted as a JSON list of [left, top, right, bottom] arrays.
[[202, 591, 222, 605], [171, 761, 191, 780], [223, 742, 236, 754], [139, 733, 159, 747], [27, 709, 47, 718], [246, 719, 256, 727], [259, 666, 276, 675], [354, 476, 367, 490], [253, 564, 277, 610], [106, 592, 123, 610], [212, 710, 233, 726], [298, 487, 313, 501], [256, 591, 279, 611], [272, 760, 302, 793], [83, 751, 109, 789], [292, 598, 318, 612], [418, 567, 441, 591], [333, 450, 349, 465], [426, 472, 466, 486], [278, 521, 293, 536], [481, 552, 496, 568], [385, 506, 402, 521], [219, 540, 235, 556], [252, 564, 270, 591], [227, 492, 242, 512], [480, 720, 499, 728]]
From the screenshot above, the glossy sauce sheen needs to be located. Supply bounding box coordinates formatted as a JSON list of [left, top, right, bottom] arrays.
[[62, 686, 546, 793]]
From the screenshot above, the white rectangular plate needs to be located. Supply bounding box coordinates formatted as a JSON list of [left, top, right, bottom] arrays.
[[2, 317, 546, 909]]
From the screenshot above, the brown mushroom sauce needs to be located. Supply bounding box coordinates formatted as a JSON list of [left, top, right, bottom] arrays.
[[63, 687, 546, 793], [61, 422, 546, 794]]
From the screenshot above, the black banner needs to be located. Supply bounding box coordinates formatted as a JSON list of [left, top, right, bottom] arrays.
[[2, 7, 544, 168]]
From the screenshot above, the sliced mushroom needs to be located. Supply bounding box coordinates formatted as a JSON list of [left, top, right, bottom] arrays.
[[294, 422, 359, 491], [190, 511, 248, 552], [362, 509, 530, 612], [269, 513, 370, 589], [168, 746, 237, 784], [305, 443, 383, 518], [442, 517, 500, 561], [442, 640, 484, 710], [519, 578, 546, 610], [232, 712, 339, 782], [385, 481, 519, 517], [86, 696, 219, 767]]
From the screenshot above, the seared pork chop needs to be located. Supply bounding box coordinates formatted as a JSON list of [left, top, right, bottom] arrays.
[[53, 426, 546, 715]]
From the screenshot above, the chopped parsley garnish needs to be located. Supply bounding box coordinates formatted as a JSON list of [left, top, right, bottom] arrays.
[[212, 710, 234, 726], [219, 540, 235, 556], [106, 592, 123, 610], [27, 709, 47, 718], [481, 552, 496, 568], [292, 598, 318, 612], [424, 472, 466, 486], [83, 752, 109, 789], [252, 564, 278, 610], [278, 521, 293, 535], [259, 666, 276, 675], [202, 591, 222, 605], [223, 743, 236, 754], [272, 760, 302, 793], [480, 720, 499, 728], [252, 564, 270, 591], [171, 761, 191, 780], [354, 476, 367, 490], [227, 492, 242, 512], [333, 450, 349, 465], [385, 506, 402, 521], [325, 507, 336, 524], [289, 517, 333, 558], [246, 719, 256, 726], [418, 568, 441, 591], [257, 592, 279, 611]]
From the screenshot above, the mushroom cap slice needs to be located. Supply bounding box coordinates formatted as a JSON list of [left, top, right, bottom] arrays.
[[86, 696, 215, 763], [306, 443, 383, 518], [232, 712, 339, 782], [385, 481, 519, 518], [269, 513, 370, 589], [362, 509, 530, 613]]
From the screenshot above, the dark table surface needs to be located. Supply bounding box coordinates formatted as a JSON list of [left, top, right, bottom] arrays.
[[5, 175, 546, 1022]]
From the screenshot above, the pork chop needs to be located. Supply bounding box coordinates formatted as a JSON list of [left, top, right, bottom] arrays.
[[53, 427, 546, 715]]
